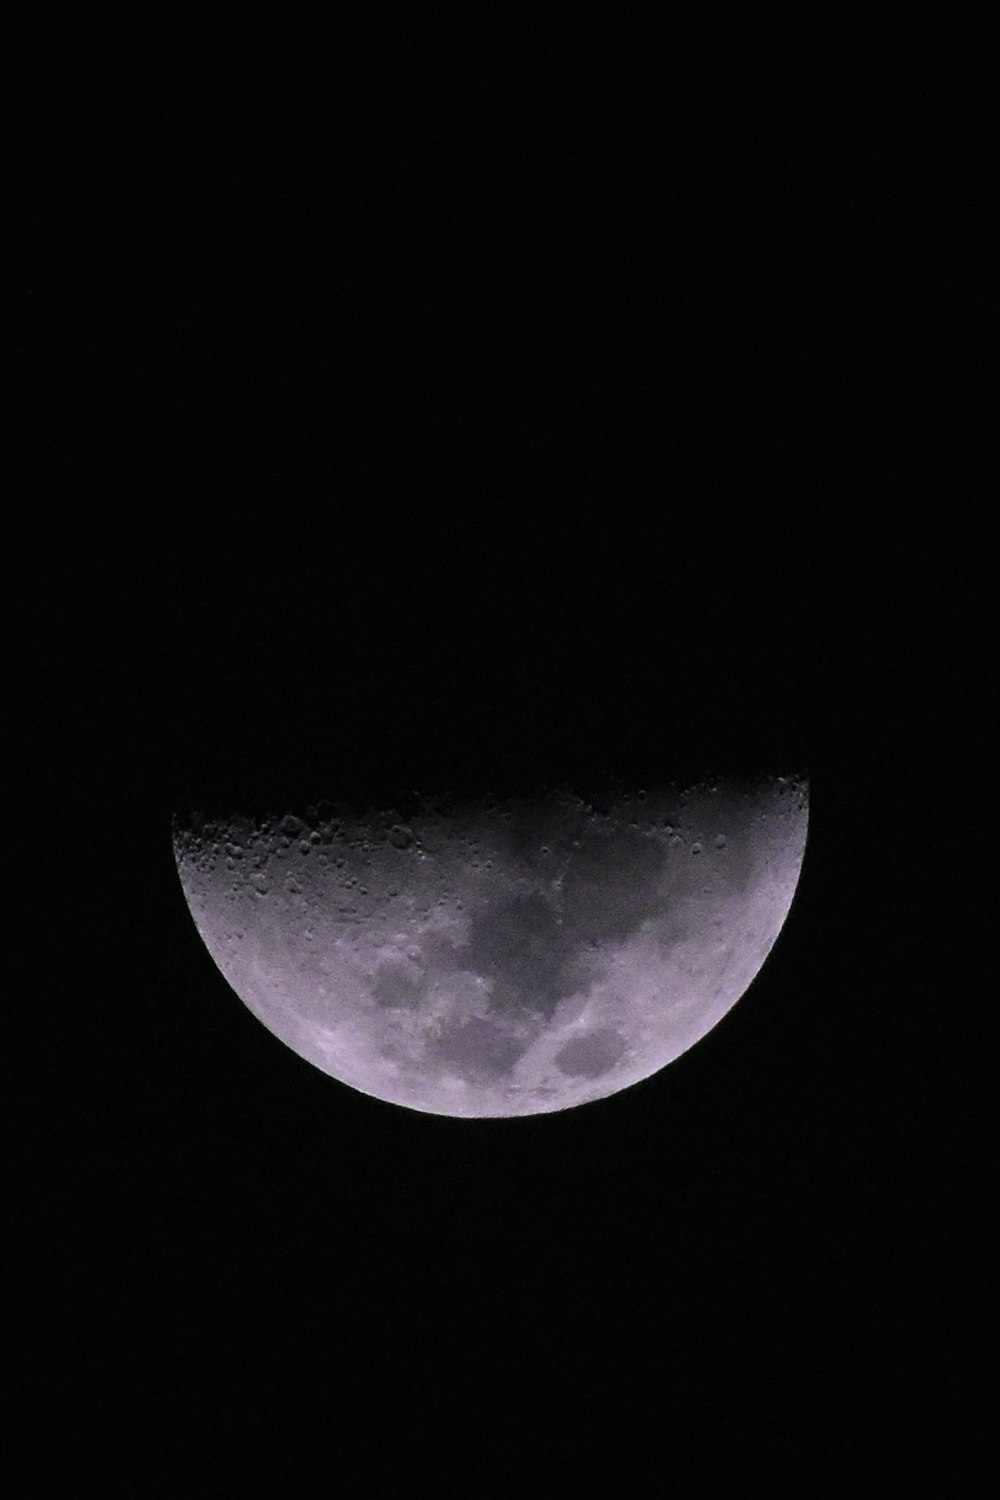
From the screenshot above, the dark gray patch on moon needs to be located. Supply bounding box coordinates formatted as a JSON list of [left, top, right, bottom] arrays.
[[426, 1017, 527, 1080], [420, 932, 466, 967], [559, 826, 668, 942], [654, 907, 694, 952], [461, 828, 671, 1024], [466, 892, 571, 1021], [372, 961, 427, 1009], [554, 1028, 627, 1078]]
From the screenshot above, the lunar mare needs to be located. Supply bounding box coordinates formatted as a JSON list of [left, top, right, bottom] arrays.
[[172, 779, 808, 1117]]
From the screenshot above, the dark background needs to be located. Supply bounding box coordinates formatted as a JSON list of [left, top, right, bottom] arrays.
[[12, 9, 989, 1489]]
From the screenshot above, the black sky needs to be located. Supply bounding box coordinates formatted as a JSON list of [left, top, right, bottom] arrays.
[[13, 10, 989, 1490]]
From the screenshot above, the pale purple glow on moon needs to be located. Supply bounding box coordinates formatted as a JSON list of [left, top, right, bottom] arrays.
[[172, 778, 808, 1117]]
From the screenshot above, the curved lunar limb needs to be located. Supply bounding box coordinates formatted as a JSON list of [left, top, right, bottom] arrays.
[[173, 777, 808, 1117]]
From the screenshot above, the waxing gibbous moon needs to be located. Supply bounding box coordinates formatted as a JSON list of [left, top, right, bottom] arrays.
[[172, 778, 808, 1118]]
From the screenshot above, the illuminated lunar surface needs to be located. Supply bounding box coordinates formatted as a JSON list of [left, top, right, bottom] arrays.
[[172, 779, 808, 1117]]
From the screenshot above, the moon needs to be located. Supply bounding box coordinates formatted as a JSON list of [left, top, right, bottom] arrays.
[[172, 778, 808, 1117]]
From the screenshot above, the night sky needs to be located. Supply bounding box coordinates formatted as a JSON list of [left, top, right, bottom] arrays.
[[13, 11, 987, 1490]]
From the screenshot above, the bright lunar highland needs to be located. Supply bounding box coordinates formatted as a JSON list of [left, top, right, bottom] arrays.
[[173, 778, 808, 1117]]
